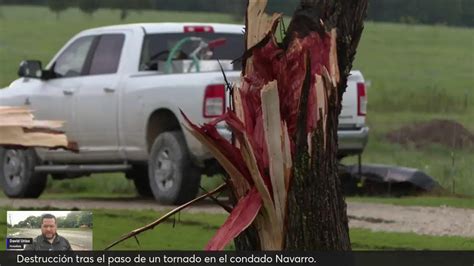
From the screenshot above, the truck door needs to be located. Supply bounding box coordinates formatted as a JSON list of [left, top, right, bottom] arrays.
[[73, 33, 125, 162], [35, 35, 96, 163]]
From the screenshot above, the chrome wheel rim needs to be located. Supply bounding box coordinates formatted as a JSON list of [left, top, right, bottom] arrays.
[[3, 150, 26, 188], [154, 148, 175, 192]]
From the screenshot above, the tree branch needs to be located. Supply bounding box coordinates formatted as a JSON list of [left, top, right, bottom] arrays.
[[104, 183, 227, 250]]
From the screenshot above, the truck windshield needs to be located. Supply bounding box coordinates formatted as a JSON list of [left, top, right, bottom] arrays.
[[139, 33, 244, 72]]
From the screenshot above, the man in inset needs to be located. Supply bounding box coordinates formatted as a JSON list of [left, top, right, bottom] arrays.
[[24, 214, 72, 251]]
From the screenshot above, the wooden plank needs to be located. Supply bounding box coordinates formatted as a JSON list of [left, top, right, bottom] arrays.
[[260, 80, 286, 237], [0, 126, 68, 148], [0, 106, 70, 149], [239, 133, 283, 249], [329, 28, 340, 87], [246, 0, 282, 48], [245, 0, 282, 74]]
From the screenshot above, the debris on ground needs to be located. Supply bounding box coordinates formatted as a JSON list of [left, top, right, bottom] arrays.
[[386, 119, 474, 150], [341, 164, 441, 196], [0, 106, 74, 150]]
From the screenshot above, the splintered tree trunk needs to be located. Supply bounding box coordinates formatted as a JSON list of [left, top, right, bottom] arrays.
[[235, 0, 367, 251], [181, 0, 367, 252], [284, 0, 367, 250]]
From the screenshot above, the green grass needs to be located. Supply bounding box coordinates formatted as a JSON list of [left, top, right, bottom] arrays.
[[0, 207, 473, 250], [0, 172, 225, 200], [43, 173, 136, 196], [93, 209, 227, 250], [354, 23, 474, 114], [348, 196, 474, 209], [346, 22, 474, 197]]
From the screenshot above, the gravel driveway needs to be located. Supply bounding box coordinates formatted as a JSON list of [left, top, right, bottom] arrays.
[[348, 202, 474, 237]]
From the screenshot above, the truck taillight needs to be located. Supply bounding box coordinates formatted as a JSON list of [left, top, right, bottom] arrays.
[[203, 85, 225, 118], [184, 26, 214, 33], [357, 82, 367, 116]]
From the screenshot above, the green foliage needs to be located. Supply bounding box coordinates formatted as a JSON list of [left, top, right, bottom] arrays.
[[15, 215, 41, 228], [25, 216, 41, 228], [47, 0, 68, 19], [78, 211, 93, 227], [0, 0, 472, 27], [78, 0, 99, 16], [12, 212, 92, 229], [367, 0, 473, 27], [63, 212, 78, 227]]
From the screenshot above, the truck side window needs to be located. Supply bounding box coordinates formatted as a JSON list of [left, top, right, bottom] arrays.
[[139, 33, 244, 72], [88, 34, 125, 75], [53, 36, 94, 78]]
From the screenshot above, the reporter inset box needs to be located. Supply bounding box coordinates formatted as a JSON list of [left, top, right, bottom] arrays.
[[6, 211, 93, 251]]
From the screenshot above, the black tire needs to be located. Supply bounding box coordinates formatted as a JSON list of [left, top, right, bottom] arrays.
[[126, 165, 153, 198], [148, 131, 201, 205], [0, 148, 47, 198]]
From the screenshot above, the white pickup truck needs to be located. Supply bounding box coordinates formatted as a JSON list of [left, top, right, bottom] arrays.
[[0, 23, 368, 204]]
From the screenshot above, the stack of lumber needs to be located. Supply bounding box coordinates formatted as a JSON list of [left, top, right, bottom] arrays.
[[0, 106, 73, 150]]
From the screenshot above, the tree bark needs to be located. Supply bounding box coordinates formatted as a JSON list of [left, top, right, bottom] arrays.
[[285, 0, 368, 112], [235, 0, 367, 251], [183, 0, 367, 252], [284, 0, 367, 251]]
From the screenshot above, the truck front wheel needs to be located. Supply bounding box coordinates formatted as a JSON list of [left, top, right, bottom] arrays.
[[148, 131, 201, 205], [0, 148, 47, 198]]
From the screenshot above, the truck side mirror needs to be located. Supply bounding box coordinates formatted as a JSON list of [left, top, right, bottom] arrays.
[[18, 60, 43, 79]]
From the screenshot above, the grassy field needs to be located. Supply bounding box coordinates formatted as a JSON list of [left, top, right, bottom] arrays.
[[346, 20, 474, 197], [1, 207, 473, 251], [0, 7, 473, 203], [355, 23, 474, 115], [43, 174, 136, 198]]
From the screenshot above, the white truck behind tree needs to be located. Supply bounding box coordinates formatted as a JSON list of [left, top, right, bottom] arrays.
[[0, 23, 368, 204]]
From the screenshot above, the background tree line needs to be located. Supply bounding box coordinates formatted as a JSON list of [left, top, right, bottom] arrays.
[[9, 212, 93, 229], [0, 0, 472, 27]]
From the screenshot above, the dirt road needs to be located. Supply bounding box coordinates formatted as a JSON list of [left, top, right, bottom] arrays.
[[1, 198, 473, 238], [348, 202, 474, 238]]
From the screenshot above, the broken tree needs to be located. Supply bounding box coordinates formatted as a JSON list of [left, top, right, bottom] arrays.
[[106, 0, 368, 251], [185, 0, 367, 250]]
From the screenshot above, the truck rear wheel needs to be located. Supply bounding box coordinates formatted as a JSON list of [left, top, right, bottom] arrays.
[[126, 165, 153, 198], [148, 131, 201, 205], [0, 148, 47, 198]]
